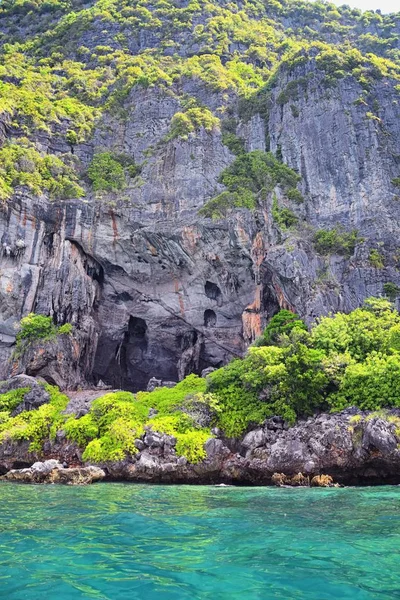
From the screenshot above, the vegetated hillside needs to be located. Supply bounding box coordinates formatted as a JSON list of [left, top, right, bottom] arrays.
[[0, 0, 400, 391]]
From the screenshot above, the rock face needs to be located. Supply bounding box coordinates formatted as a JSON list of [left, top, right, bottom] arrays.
[[104, 410, 400, 485], [0, 375, 50, 415], [1, 460, 105, 485], [0, 6, 400, 390], [1, 404, 400, 485]]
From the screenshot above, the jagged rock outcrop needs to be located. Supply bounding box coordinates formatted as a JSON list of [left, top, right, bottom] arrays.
[[1, 459, 105, 485], [1, 399, 400, 485]]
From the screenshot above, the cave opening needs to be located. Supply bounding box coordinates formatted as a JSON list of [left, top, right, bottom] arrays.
[[118, 316, 149, 390], [205, 281, 222, 305], [204, 309, 217, 327]]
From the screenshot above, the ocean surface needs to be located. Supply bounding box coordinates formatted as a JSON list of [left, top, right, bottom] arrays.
[[0, 483, 399, 599]]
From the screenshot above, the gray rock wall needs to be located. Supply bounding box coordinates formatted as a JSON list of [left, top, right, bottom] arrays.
[[1, 65, 400, 389]]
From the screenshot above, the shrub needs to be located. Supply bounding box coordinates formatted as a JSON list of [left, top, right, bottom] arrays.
[[15, 314, 73, 354], [175, 430, 210, 463], [369, 249, 384, 268], [0, 384, 69, 452], [272, 196, 298, 229], [200, 151, 302, 218], [329, 353, 400, 412], [63, 414, 99, 447], [0, 388, 30, 412], [384, 282, 400, 301], [166, 107, 219, 141], [313, 228, 361, 257], [17, 314, 55, 343], [88, 152, 126, 192], [255, 309, 307, 346], [0, 142, 84, 203]]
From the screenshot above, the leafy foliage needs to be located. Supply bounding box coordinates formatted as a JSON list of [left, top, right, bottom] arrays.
[[15, 313, 73, 354], [0, 0, 398, 207], [0, 384, 69, 452], [64, 375, 211, 463], [313, 227, 361, 257], [0, 141, 84, 202], [383, 282, 400, 301], [88, 152, 126, 192], [166, 107, 220, 141], [200, 150, 302, 219], [254, 309, 307, 346], [369, 249, 384, 268], [3, 300, 400, 457]]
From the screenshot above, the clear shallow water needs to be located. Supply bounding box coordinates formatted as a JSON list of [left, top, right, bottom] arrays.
[[0, 484, 400, 599]]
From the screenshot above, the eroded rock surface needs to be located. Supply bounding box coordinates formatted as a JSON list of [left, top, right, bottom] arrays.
[[1, 407, 399, 485], [1, 54, 399, 390], [1, 460, 105, 485]]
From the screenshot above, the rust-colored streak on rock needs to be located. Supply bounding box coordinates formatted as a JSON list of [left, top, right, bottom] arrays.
[[272, 277, 294, 311], [147, 242, 158, 256], [174, 278, 185, 317], [182, 226, 200, 253], [242, 284, 263, 343], [251, 231, 266, 269], [109, 210, 119, 245]]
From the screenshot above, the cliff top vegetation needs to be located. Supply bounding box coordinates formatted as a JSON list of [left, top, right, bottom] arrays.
[[0, 0, 398, 203]]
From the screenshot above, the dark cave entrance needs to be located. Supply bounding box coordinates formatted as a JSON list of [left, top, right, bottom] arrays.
[[118, 316, 149, 391]]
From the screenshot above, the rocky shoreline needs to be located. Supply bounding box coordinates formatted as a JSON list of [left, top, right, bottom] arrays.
[[1, 376, 400, 487]]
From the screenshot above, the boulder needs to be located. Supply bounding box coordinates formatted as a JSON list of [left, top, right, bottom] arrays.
[[311, 474, 337, 488], [12, 385, 50, 416], [1, 460, 105, 485]]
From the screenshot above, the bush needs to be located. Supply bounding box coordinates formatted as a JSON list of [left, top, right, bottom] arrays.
[[200, 150, 302, 218], [166, 107, 219, 141], [369, 249, 384, 268], [0, 388, 30, 412], [272, 196, 298, 229], [313, 228, 361, 257], [255, 309, 307, 346], [15, 313, 73, 354], [62, 375, 211, 463], [3, 299, 400, 455], [88, 152, 126, 192], [17, 314, 55, 343], [384, 282, 400, 301], [0, 142, 84, 203]]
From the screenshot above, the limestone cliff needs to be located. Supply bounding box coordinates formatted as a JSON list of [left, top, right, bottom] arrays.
[[0, 0, 400, 389]]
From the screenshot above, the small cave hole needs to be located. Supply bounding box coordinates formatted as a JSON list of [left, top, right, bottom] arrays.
[[204, 309, 217, 328], [205, 281, 222, 305]]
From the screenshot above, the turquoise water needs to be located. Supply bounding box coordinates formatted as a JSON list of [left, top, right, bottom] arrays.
[[0, 484, 400, 599]]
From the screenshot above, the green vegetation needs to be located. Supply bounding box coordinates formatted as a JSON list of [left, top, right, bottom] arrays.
[[369, 249, 384, 268], [3, 299, 400, 461], [383, 282, 400, 301], [392, 178, 400, 188], [166, 107, 219, 141], [88, 152, 125, 192], [313, 227, 361, 257], [254, 309, 307, 346], [87, 152, 141, 192], [200, 150, 302, 219], [66, 375, 212, 463], [272, 195, 298, 229], [0, 0, 397, 206], [15, 313, 72, 354], [0, 384, 69, 452], [0, 141, 84, 202]]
